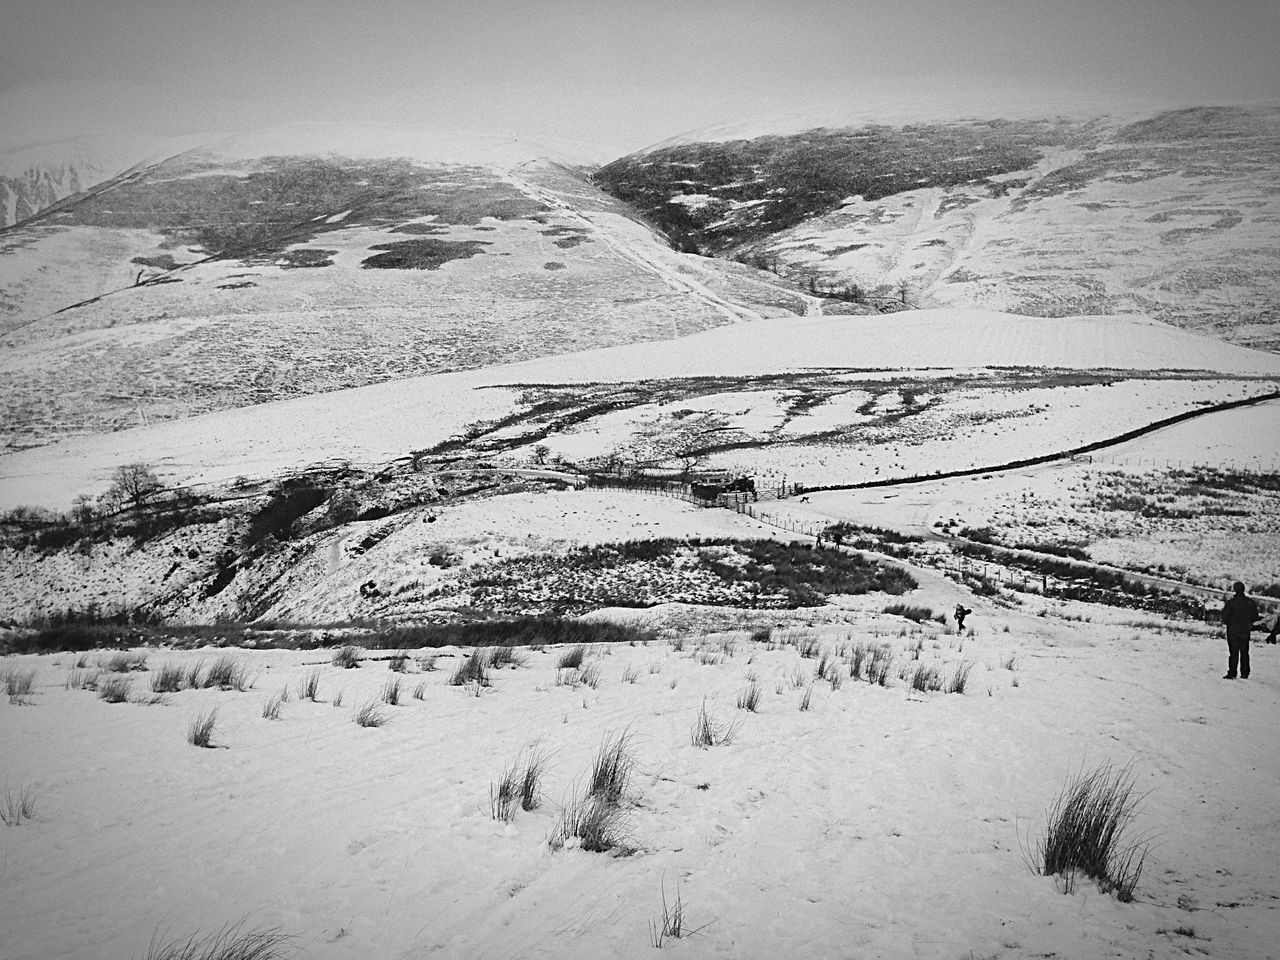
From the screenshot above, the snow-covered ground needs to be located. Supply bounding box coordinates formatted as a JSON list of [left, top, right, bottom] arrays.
[[3, 574, 1278, 960], [3, 308, 1277, 512]]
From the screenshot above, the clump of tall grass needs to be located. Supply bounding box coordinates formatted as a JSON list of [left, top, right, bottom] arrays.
[[735, 681, 762, 712], [947, 661, 974, 694], [589, 730, 635, 805], [799, 685, 814, 711], [412, 681, 427, 700], [141, 921, 293, 960], [151, 662, 186, 693], [353, 700, 389, 727], [203, 656, 253, 692], [579, 661, 602, 689], [449, 650, 489, 687], [387, 653, 409, 673], [65, 667, 101, 691], [883, 603, 940, 624], [488, 645, 526, 669], [187, 708, 218, 747], [909, 663, 944, 693], [649, 876, 710, 948], [297, 669, 321, 701], [332, 646, 362, 669], [550, 794, 633, 853], [691, 699, 740, 747], [1, 782, 37, 826], [490, 760, 520, 822], [620, 664, 640, 684], [556, 645, 586, 670], [98, 675, 132, 703], [102, 651, 148, 673], [381, 677, 402, 706], [866, 644, 894, 686], [183, 660, 205, 689], [262, 691, 285, 720], [1031, 762, 1149, 902], [3, 667, 36, 704]]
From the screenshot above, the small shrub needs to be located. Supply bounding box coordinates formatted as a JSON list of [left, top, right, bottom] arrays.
[[353, 700, 389, 727], [388, 653, 409, 673], [418, 654, 438, 672], [1033, 762, 1149, 902], [1, 782, 37, 826], [141, 922, 293, 960], [98, 675, 132, 703], [298, 669, 321, 701], [749, 626, 772, 643], [381, 677, 402, 706], [1002, 654, 1018, 670], [735, 681, 762, 712], [691, 699, 740, 747], [332, 646, 362, 669], [151, 662, 185, 693], [187, 708, 218, 747], [556, 645, 586, 670], [580, 661, 602, 689], [449, 650, 489, 687]]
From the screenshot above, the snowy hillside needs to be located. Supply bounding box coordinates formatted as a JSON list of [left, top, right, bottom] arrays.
[[0, 124, 810, 452], [596, 105, 1280, 350]]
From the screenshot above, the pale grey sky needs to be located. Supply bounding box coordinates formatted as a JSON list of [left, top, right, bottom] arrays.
[[1, 0, 1278, 155]]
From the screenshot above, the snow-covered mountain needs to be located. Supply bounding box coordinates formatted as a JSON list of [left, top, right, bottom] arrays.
[[0, 122, 803, 453], [595, 103, 1280, 351]]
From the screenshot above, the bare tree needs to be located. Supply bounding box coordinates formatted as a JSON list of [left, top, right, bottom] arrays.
[[106, 462, 163, 510]]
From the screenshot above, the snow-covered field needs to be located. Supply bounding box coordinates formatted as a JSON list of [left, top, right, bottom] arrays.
[[3, 576, 1278, 960], [4, 307, 1278, 512]]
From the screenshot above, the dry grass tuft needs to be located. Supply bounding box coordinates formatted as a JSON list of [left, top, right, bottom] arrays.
[[187, 708, 218, 748]]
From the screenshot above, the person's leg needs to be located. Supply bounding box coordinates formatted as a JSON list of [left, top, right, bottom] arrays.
[[1226, 636, 1240, 678], [1240, 638, 1250, 679]]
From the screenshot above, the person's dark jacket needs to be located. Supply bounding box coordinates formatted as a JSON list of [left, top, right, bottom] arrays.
[[1222, 594, 1259, 640]]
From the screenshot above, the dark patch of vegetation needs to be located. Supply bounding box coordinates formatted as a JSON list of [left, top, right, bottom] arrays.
[[458, 537, 914, 613], [543, 261, 566, 270], [360, 238, 490, 270], [130, 253, 184, 270], [272, 248, 336, 269], [595, 118, 1096, 252], [360, 617, 657, 650], [243, 485, 328, 546], [37, 155, 548, 263]]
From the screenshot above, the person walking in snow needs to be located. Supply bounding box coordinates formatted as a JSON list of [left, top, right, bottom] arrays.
[[1220, 581, 1261, 679], [953, 603, 972, 632]]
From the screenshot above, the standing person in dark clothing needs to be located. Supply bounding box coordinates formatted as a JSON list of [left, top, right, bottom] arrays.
[[954, 604, 972, 632], [1221, 581, 1260, 679]]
